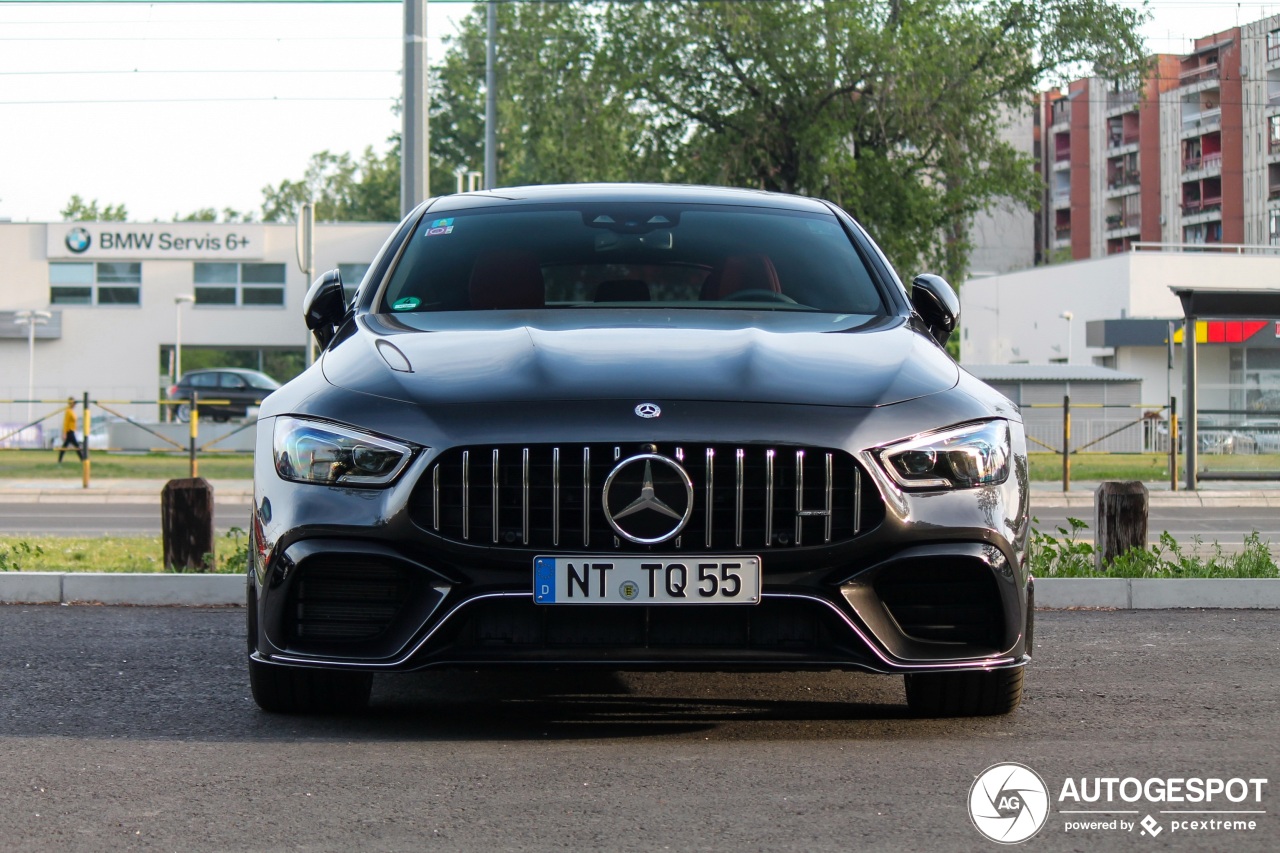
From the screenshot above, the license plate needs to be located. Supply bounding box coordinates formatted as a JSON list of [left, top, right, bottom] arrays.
[[533, 556, 761, 605]]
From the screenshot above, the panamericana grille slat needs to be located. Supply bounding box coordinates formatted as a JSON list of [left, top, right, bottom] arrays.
[[412, 443, 880, 552]]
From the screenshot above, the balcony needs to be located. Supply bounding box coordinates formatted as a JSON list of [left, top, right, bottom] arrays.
[[1269, 42, 1280, 62], [1182, 152, 1222, 173], [1107, 171, 1140, 190], [1054, 228, 1071, 242], [1182, 108, 1222, 131], [1105, 214, 1141, 233], [1106, 91, 1139, 113], [1179, 63, 1219, 87], [1270, 184, 1280, 200], [1107, 132, 1140, 149], [1182, 200, 1222, 220]]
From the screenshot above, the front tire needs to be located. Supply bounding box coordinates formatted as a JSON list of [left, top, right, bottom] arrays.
[[904, 667, 1024, 717], [175, 403, 191, 423], [249, 658, 373, 714]]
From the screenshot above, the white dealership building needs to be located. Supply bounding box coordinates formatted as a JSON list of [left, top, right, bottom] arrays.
[[960, 248, 1280, 418], [0, 220, 392, 439]]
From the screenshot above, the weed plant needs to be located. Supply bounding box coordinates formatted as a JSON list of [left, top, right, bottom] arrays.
[[1030, 517, 1280, 579]]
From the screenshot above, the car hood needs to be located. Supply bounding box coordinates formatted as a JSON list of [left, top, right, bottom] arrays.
[[319, 311, 959, 408]]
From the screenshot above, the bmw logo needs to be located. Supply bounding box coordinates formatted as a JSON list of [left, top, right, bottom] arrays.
[[634, 402, 661, 419], [65, 227, 91, 254]]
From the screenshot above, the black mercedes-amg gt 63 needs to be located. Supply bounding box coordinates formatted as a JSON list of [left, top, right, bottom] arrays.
[[248, 183, 1032, 717]]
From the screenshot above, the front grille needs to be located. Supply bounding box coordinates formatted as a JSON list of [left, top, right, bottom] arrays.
[[448, 598, 840, 652], [874, 561, 1004, 647], [409, 443, 882, 552], [285, 558, 410, 642]]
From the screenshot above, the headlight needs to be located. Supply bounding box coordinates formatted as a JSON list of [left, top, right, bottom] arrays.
[[273, 416, 416, 487], [878, 420, 1011, 490]]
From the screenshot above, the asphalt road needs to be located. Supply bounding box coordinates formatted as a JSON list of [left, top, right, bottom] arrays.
[[0, 502, 251, 536], [0, 606, 1275, 851]]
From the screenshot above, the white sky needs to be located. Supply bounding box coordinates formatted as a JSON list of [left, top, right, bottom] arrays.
[[0, 0, 1277, 223]]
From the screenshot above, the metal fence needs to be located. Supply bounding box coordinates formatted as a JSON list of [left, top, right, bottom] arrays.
[[0, 393, 254, 487]]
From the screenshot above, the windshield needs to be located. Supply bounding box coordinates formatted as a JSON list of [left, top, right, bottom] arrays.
[[379, 203, 886, 315]]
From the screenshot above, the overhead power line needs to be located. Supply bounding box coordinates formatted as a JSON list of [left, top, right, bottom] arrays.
[[0, 95, 396, 104]]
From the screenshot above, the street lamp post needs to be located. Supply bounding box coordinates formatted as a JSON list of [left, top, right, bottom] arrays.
[[1060, 310, 1074, 363], [174, 294, 195, 381], [13, 310, 51, 424]]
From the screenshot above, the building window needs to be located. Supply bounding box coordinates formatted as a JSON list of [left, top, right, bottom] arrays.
[[1270, 211, 1280, 245], [49, 262, 141, 305], [337, 262, 370, 303], [193, 262, 285, 306]]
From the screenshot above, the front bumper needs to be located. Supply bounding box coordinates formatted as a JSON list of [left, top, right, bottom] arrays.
[[250, 520, 1030, 677], [249, 410, 1032, 677]]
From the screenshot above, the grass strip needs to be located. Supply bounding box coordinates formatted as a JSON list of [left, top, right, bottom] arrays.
[[0, 449, 254, 481], [0, 531, 247, 574]]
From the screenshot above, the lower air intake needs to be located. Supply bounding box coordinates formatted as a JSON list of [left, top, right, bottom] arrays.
[[287, 558, 410, 642]]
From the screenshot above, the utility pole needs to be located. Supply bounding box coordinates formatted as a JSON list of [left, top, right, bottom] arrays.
[[13, 310, 51, 424], [402, 0, 430, 216], [485, 0, 497, 190], [295, 202, 316, 366]]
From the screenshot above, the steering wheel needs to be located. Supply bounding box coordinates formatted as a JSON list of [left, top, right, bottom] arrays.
[[722, 289, 798, 304]]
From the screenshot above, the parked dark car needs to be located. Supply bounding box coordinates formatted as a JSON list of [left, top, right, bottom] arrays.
[[167, 368, 279, 422], [248, 184, 1032, 718]]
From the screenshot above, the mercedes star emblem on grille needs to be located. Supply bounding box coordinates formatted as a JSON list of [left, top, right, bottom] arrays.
[[602, 453, 694, 544], [634, 403, 661, 418]]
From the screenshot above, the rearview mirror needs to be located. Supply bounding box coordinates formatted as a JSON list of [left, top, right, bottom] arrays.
[[303, 269, 346, 350], [911, 274, 960, 347]]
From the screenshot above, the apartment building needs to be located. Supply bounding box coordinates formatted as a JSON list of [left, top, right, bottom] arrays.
[[1043, 14, 1280, 258]]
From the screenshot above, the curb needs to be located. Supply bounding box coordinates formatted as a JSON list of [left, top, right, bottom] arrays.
[[0, 573, 244, 606], [2, 573, 1277, 609], [1035, 577, 1280, 609], [1031, 493, 1280, 509]]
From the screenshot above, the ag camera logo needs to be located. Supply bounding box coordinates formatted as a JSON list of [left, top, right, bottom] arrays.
[[969, 762, 1050, 844], [65, 227, 91, 254]]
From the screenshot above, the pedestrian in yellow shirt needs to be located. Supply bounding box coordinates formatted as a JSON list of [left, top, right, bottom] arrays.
[[57, 397, 83, 463]]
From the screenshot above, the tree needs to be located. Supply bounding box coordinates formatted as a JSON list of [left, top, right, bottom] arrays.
[[425, 0, 1145, 282], [260, 140, 402, 222], [599, 0, 1146, 282], [61, 195, 127, 221], [431, 2, 671, 190], [174, 208, 256, 223]]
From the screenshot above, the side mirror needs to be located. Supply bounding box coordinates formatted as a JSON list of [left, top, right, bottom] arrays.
[[911, 274, 960, 347], [303, 269, 346, 350]]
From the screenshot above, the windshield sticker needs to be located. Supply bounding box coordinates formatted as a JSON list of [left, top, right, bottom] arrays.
[[392, 297, 421, 311], [425, 218, 455, 237]]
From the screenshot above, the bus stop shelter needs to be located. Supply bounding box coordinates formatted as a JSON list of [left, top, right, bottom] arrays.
[[1171, 285, 1280, 490]]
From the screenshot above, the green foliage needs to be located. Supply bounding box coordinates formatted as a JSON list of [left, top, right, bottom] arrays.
[[173, 207, 257, 223], [216, 526, 250, 575], [197, 527, 249, 575], [596, 0, 1147, 282], [260, 140, 403, 223], [431, 2, 671, 190], [60, 194, 127, 221], [174, 348, 305, 383], [1030, 517, 1280, 579], [0, 539, 45, 572]]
